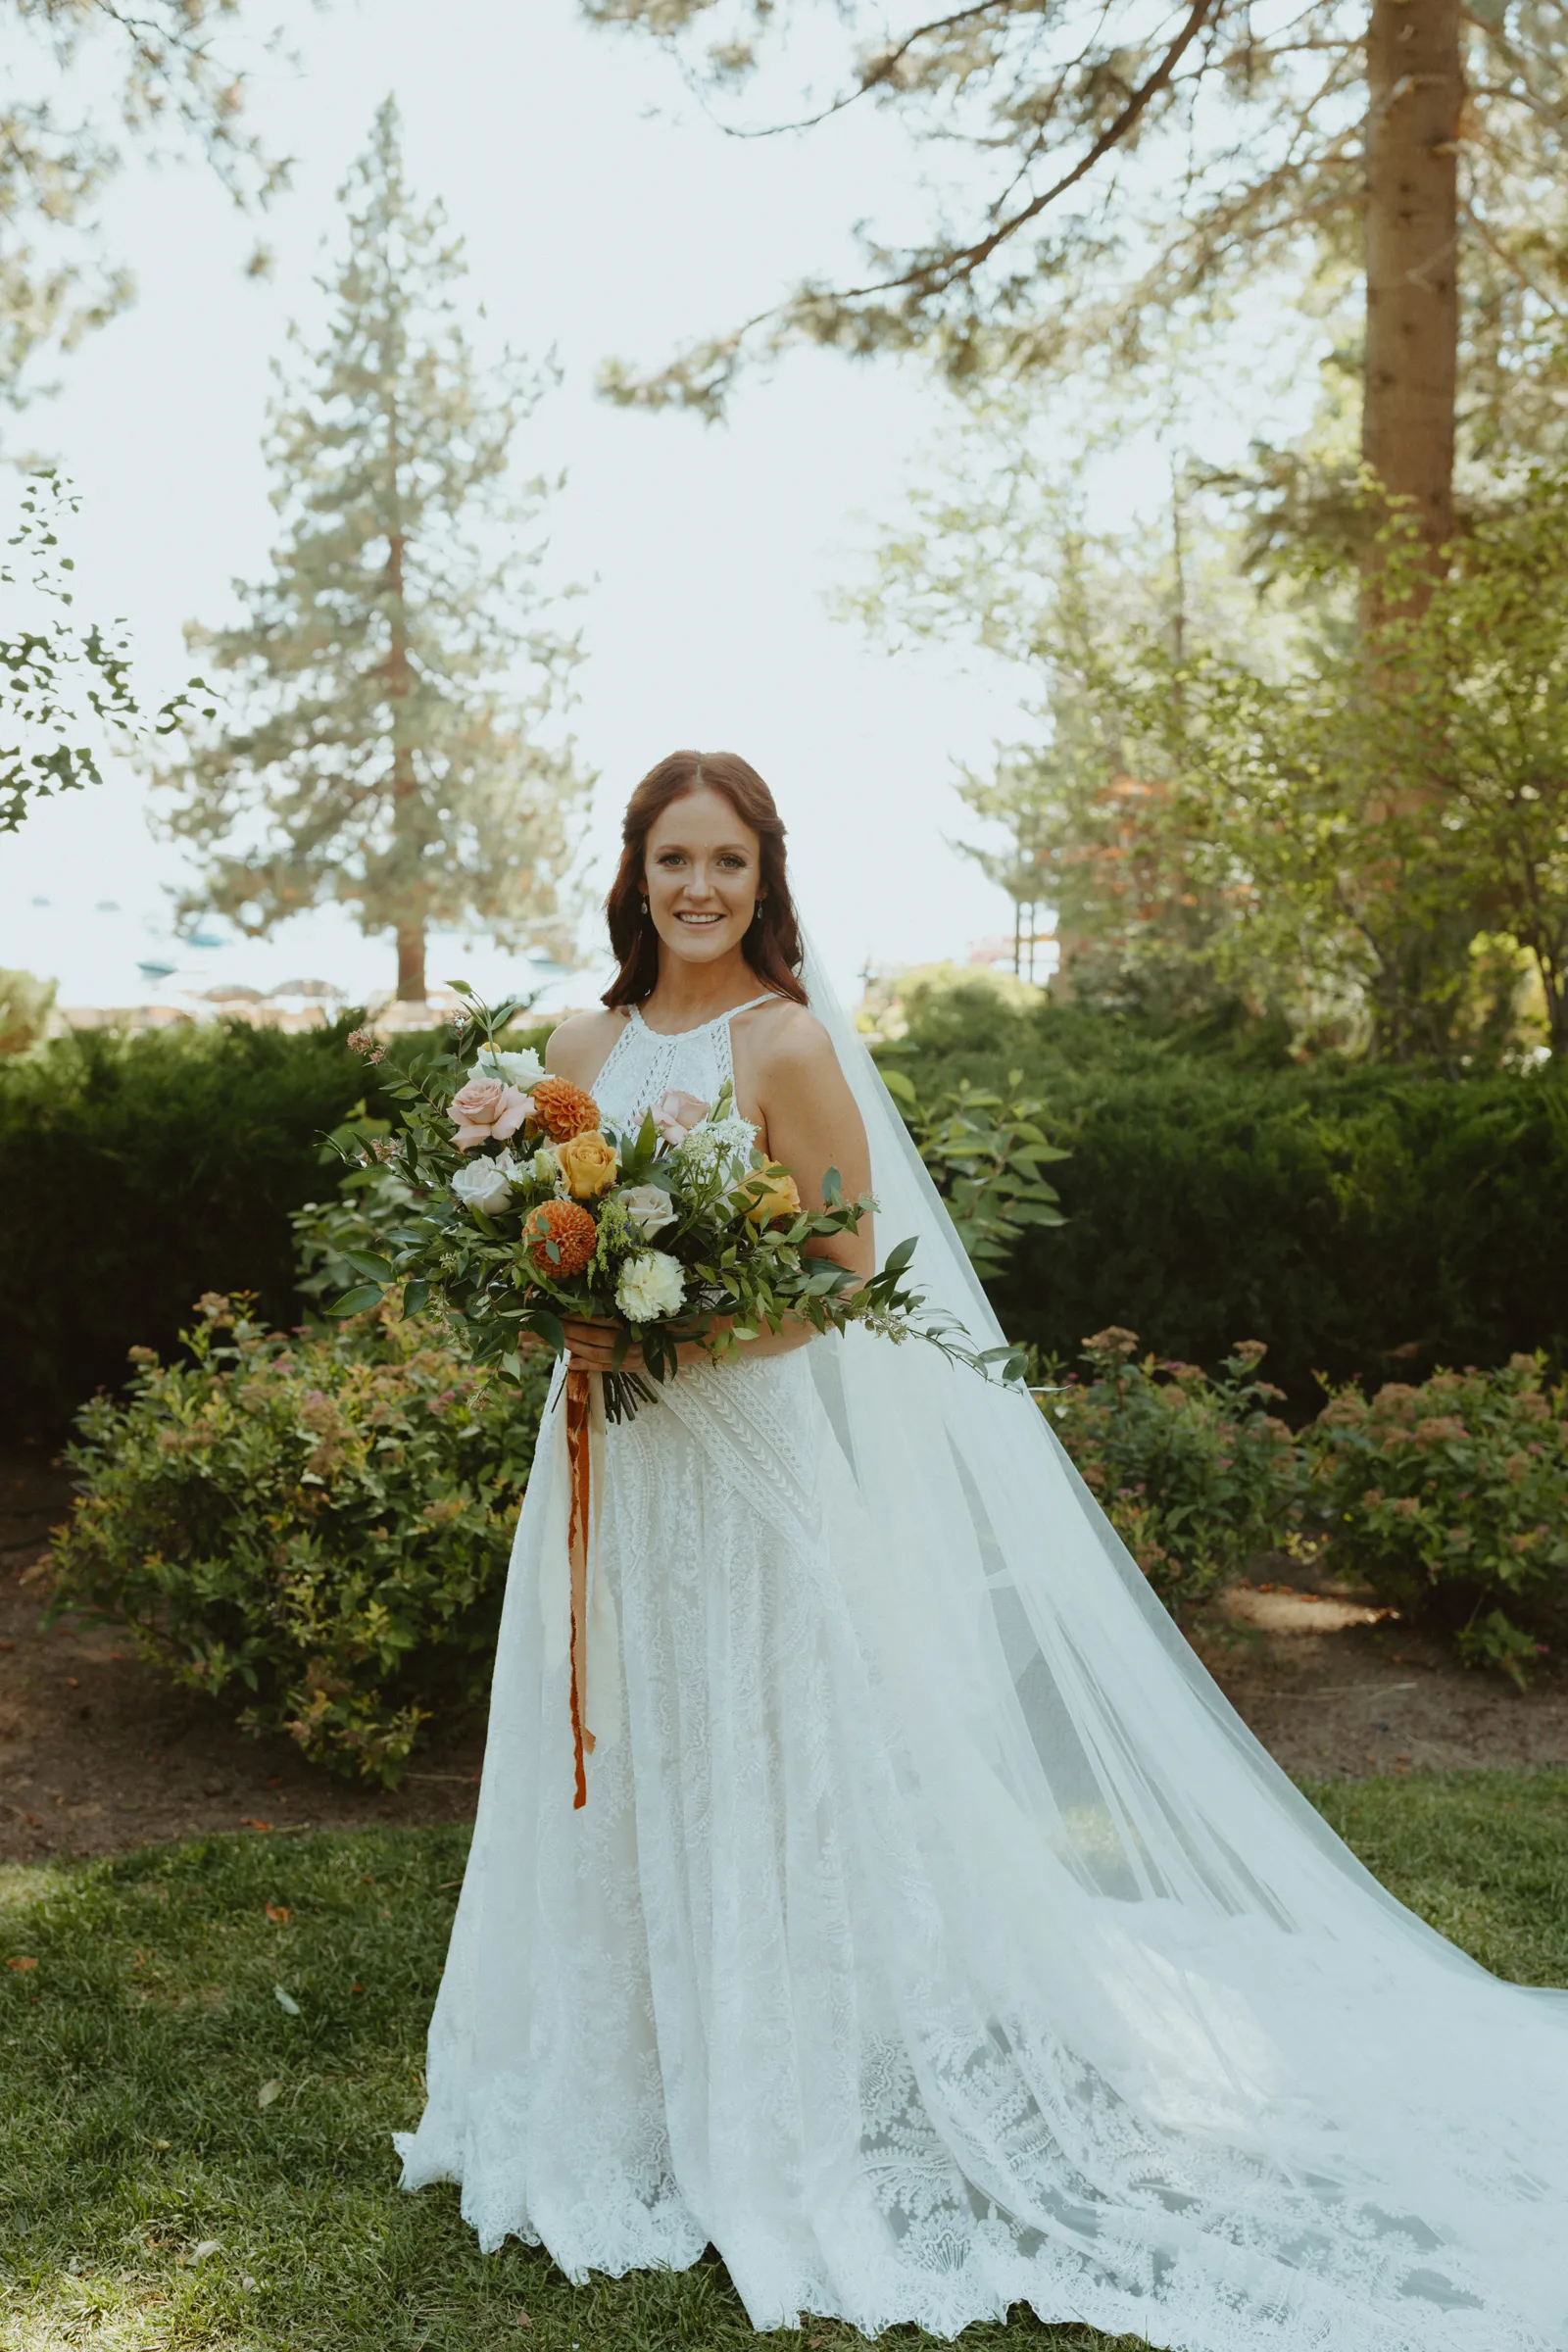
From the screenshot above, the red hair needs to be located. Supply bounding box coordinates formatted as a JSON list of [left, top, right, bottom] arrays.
[[602, 751, 808, 1009]]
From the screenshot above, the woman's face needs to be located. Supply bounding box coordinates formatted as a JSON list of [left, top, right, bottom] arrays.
[[642, 786, 762, 970]]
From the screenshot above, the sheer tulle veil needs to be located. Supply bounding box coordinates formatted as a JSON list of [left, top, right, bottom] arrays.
[[796, 920, 1436, 1917], [795, 923, 1568, 2342]]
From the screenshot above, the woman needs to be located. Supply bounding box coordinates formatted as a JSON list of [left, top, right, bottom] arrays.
[[398, 750, 1568, 2351]]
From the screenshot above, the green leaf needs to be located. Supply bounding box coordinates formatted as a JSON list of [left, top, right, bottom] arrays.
[[327, 1284, 386, 1316], [528, 1308, 566, 1355], [343, 1250, 395, 1282], [883, 1235, 917, 1278], [401, 1278, 430, 1316], [880, 1068, 917, 1104]]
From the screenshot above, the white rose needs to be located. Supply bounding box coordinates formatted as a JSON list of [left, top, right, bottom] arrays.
[[619, 1182, 676, 1240], [615, 1249, 686, 1323], [452, 1155, 516, 1216], [469, 1046, 544, 1090]]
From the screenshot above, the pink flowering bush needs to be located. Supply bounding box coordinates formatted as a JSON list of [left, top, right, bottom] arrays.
[[1042, 1328, 1305, 1610], [48, 1293, 552, 1782], [1308, 1355, 1568, 1685]]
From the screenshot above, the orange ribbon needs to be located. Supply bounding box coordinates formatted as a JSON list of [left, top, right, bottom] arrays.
[[564, 1367, 596, 1808]]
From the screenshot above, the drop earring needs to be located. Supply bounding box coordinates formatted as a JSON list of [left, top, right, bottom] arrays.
[[640, 898, 650, 916]]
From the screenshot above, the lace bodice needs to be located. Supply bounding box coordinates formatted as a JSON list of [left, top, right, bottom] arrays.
[[589, 994, 777, 1134]]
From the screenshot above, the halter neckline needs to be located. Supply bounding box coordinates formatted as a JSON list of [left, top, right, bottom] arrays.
[[628, 991, 781, 1042]]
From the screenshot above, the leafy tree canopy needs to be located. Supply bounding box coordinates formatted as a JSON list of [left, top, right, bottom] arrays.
[[1, 0, 289, 412], [586, 0, 1568, 479]]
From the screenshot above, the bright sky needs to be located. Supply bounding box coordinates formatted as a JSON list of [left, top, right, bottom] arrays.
[[0, 0, 1298, 1013]]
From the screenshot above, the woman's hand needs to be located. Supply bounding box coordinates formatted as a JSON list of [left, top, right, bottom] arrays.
[[561, 1315, 644, 1375]]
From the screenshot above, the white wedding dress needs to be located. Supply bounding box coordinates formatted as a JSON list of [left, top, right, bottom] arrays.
[[396, 950, 1568, 2351]]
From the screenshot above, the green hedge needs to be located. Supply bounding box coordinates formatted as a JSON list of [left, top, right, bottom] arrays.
[[6, 992, 1568, 1436], [881, 980, 1568, 1408], [1, 1022, 380, 1438]]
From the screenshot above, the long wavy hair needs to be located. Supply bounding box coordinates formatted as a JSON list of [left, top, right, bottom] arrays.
[[602, 750, 808, 1009]]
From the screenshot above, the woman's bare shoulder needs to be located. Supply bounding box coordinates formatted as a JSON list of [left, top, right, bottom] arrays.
[[547, 1006, 628, 1087], [741, 997, 837, 1081]]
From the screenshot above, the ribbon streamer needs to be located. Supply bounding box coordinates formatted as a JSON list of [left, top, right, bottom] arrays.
[[564, 1366, 596, 1808]]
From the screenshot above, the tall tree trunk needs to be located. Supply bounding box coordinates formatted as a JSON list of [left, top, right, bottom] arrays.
[[1361, 0, 1462, 627], [396, 918, 426, 1002], [1357, 0, 1467, 1062], [385, 513, 426, 1003]]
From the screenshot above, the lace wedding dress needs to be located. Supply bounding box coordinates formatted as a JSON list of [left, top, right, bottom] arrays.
[[396, 951, 1568, 2350]]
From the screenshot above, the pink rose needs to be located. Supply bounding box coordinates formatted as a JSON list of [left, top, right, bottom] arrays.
[[653, 1088, 710, 1147], [449, 1073, 530, 1151]]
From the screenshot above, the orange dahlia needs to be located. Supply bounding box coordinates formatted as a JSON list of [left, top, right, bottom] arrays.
[[529, 1075, 601, 1142], [523, 1198, 597, 1278]]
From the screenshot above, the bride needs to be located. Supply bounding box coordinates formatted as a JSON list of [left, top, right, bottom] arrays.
[[397, 750, 1568, 2351]]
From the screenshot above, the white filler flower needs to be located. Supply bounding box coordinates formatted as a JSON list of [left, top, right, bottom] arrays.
[[469, 1045, 545, 1089], [677, 1114, 757, 1181], [616, 1249, 686, 1323], [452, 1153, 519, 1216], [619, 1182, 676, 1240]]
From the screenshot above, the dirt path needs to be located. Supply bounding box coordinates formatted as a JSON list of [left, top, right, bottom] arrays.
[[6, 1447, 1568, 1864], [1, 1448, 484, 1864], [1191, 1575, 1568, 1781]]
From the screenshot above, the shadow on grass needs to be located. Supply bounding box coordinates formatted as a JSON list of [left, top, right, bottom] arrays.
[[5, 1773, 1568, 2350]]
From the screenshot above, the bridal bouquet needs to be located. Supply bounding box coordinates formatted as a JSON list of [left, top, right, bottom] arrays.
[[332, 986, 993, 1420]]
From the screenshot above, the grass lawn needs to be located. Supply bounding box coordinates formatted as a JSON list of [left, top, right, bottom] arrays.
[[4, 1769, 1568, 2352]]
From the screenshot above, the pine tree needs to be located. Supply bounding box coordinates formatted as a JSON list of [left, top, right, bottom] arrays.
[[160, 97, 591, 1002]]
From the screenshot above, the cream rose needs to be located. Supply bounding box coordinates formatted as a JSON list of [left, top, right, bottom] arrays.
[[449, 1073, 529, 1151], [452, 1152, 519, 1217], [619, 1181, 676, 1240], [469, 1045, 544, 1089], [556, 1128, 619, 1200], [615, 1249, 685, 1323]]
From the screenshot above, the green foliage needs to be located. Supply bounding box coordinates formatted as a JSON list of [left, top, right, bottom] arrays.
[[1044, 1329, 1302, 1610], [1100, 473, 1568, 1060], [2, 470, 212, 829], [0, 963, 56, 1054], [156, 98, 590, 1000], [1309, 1355, 1568, 1686], [879, 983, 1568, 1411], [0, 1017, 415, 1440], [881, 1053, 1067, 1279], [48, 1295, 552, 1784]]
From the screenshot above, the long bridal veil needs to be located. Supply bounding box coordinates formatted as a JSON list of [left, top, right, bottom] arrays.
[[793, 925, 1568, 2348]]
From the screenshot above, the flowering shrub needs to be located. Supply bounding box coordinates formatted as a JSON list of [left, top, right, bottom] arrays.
[[48, 1294, 552, 1783], [1308, 1355, 1568, 1685], [1043, 1328, 1304, 1609]]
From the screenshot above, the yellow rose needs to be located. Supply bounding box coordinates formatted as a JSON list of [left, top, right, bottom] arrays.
[[745, 1166, 802, 1226], [555, 1128, 619, 1200]]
